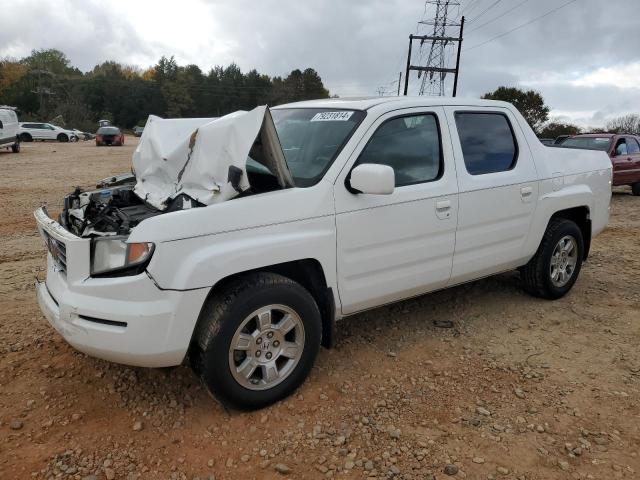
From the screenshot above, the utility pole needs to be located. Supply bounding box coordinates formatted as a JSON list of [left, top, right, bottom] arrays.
[[452, 16, 464, 97], [30, 69, 54, 118], [403, 1, 464, 97]]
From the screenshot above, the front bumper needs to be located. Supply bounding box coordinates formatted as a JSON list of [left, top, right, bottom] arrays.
[[34, 207, 209, 367]]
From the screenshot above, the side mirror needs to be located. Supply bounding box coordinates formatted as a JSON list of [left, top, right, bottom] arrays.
[[349, 164, 395, 195]]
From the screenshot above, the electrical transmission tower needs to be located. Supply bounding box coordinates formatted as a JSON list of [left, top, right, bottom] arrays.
[[403, 0, 464, 97]]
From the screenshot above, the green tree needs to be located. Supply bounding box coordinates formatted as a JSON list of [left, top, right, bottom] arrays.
[[21, 48, 79, 75], [482, 86, 550, 134], [540, 121, 581, 139]]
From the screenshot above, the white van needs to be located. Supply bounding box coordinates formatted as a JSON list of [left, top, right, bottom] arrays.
[[0, 106, 20, 153]]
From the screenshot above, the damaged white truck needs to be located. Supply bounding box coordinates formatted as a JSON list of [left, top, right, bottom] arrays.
[[35, 98, 612, 409]]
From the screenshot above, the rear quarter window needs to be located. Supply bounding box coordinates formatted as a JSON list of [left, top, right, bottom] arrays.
[[455, 112, 518, 175]]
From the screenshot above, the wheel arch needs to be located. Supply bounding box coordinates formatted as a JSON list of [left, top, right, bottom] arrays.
[[191, 259, 336, 351], [549, 206, 591, 260]]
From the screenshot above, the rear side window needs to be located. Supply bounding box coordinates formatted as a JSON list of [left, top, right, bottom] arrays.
[[356, 113, 442, 187], [455, 112, 518, 175], [97, 127, 120, 135]]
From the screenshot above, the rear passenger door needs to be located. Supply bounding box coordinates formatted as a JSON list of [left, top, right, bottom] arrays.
[[30, 124, 46, 140], [444, 107, 539, 284], [335, 107, 458, 314]]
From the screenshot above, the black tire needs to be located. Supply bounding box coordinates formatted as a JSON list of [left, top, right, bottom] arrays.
[[11, 142, 20, 153], [520, 218, 584, 299], [632, 183, 640, 196], [20, 133, 32, 142], [57, 133, 69, 142], [191, 272, 322, 410]]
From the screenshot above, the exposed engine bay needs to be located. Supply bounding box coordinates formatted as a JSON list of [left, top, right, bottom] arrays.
[[58, 106, 293, 238], [59, 180, 163, 237]]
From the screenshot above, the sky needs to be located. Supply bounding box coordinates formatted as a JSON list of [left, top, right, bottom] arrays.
[[1, 0, 638, 128]]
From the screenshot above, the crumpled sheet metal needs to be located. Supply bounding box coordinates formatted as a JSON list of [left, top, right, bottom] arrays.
[[132, 106, 292, 210]]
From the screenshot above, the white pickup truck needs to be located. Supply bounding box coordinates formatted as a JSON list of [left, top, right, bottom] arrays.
[[35, 97, 612, 409]]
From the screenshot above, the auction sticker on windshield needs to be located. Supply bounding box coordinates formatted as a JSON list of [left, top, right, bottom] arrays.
[[310, 111, 354, 122]]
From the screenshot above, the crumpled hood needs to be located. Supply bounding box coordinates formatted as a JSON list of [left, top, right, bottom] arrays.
[[132, 106, 294, 210]]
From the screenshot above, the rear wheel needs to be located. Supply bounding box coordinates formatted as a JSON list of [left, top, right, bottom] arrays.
[[57, 133, 69, 142], [520, 218, 584, 299], [191, 272, 321, 410], [11, 142, 20, 153], [19, 133, 32, 142], [632, 183, 640, 196]]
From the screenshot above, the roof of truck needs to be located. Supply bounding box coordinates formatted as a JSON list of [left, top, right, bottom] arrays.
[[274, 96, 513, 111]]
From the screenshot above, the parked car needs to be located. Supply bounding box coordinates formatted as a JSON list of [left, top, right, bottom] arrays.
[[72, 129, 93, 141], [554, 135, 570, 145], [538, 137, 554, 145], [0, 105, 20, 153], [95, 126, 124, 146], [34, 98, 612, 410], [19, 122, 76, 142], [560, 133, 640, 195], [98, 119, 111, 127], [133, 126, 144, 137]]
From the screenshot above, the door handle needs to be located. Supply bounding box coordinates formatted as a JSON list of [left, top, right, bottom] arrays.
[[436, 200, 451, 210], [520, 186, 533, 197], [435, 199, 451, 220]]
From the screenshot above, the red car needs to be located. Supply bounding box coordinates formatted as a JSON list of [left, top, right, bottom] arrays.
[[561, 133, 640, 195], [95, 126, 125, 146]]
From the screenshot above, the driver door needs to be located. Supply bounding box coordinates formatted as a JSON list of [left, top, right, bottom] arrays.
[[611, 137, 631, 185], [334, 107, 458, 314]]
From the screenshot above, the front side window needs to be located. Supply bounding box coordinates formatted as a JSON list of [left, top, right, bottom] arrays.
[[626, 138, 640, 154], [355, 114, 442, 187], [455, 112, 518, 175], [615, 139, 628, 156], [270, 108, 365, 187]]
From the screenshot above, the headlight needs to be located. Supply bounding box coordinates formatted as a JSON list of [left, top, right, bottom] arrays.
[[91, 236, 154, 276]]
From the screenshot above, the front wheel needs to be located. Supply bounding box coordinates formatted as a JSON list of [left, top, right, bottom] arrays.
[[191, 272, 321, 410], [57, 133, 69, 142], [520, 218, 584, 299], [632, 183, 640, 196], [11, 142, 20, 153]]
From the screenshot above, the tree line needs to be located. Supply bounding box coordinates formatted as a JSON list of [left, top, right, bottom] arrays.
[[482, 86, 640, 138], [0, 49, 330, 132], [2, 49, 638, 138]]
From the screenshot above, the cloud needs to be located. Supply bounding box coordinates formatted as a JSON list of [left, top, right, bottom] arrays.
[[1, 0, 638, 127], [571, 62, 640, 89]]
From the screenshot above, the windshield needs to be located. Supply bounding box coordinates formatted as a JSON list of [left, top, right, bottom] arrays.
[[561, 137, 611, 151], [269, 108, 365, 187]]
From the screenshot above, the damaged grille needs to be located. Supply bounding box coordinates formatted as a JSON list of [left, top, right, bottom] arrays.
[[44, 232, 67, 274]]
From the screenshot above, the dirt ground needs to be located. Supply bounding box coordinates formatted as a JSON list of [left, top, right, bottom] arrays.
[[1, 139, 639, 480]]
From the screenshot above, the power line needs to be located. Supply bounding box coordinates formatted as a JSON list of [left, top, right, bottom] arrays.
[[469, 0, 502, 23], [464, 0, 580, 52], [467, 0, 530, 34], [460, 0, 483, 16]]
